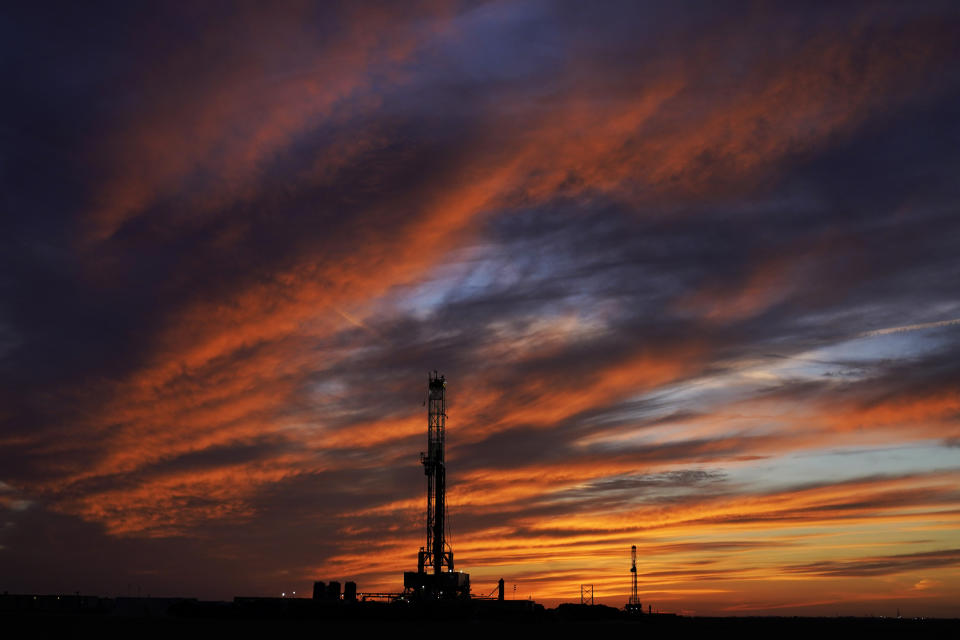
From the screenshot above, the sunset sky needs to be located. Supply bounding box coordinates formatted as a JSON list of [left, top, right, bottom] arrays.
[[2, 1, 959, 617]]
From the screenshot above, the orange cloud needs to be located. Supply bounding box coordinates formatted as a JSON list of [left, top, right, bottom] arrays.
[[827, 389, 960, 437], [82, 2, 458, 244]]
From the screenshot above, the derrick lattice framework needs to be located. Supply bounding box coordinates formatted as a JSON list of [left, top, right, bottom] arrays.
[[404, 372, 468, 599], [419, 371, 454, 575], [626, 544, 642, 613]]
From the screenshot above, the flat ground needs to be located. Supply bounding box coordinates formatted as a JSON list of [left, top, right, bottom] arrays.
[[3, 613, 958, 639]]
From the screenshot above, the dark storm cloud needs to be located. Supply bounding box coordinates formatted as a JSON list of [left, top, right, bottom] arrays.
[[0, 498, 350, 599], [784, 548, 960, 578], [576, 470, 726, 494]]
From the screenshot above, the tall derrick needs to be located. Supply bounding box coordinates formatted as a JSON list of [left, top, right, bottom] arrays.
[[418, 372, 453, 574], [626, 544, 642, 613], [403, 372, 469, 599]]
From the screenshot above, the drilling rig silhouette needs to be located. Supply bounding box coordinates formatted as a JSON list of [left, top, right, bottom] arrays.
[[403, 372, 470, 599], [626, 544, 642, 613]]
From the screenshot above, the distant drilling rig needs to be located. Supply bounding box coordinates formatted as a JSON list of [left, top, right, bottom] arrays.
[[403, 372, 470, 599], [626, 544, 642, 613]]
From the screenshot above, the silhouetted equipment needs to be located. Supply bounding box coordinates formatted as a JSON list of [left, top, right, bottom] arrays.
[[344, 581, 357, 602], [403, 372, 470, 599], [312, 581, 325, 600], [580, 584, 594, 605], [626, 544, 642, 613], [326, 581, 341, 601]]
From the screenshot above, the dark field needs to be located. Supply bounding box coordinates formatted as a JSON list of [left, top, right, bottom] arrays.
[[4, 611, 957, 639]]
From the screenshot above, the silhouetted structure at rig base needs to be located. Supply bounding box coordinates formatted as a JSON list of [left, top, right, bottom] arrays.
[[403, 372, 470, 599]]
